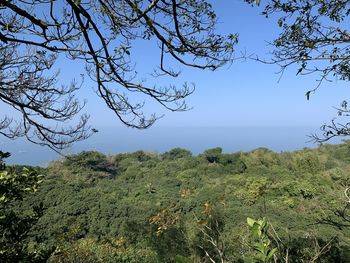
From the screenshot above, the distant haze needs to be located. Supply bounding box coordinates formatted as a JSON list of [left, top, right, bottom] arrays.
[[0, 126, 341, 167]]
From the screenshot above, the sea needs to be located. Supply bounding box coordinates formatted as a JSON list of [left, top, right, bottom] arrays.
[[0, 126, 342, 167]]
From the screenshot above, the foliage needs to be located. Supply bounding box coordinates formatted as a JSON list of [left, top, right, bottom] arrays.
[[245, 217, 277, 263], [244, 217, 339, 263], [192, 203, 228, 263], [202, 147, 223, 163], [162, 148, 193, 161], [49, 237, 159, 263], [0, 151, 49, 262], [17, 142, 350, 262]]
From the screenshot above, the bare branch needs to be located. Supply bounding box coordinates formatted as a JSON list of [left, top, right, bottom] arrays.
[[0, 0, 236, 149]]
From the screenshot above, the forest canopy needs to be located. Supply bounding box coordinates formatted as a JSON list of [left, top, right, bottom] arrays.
[[3, 142, 350, 262]]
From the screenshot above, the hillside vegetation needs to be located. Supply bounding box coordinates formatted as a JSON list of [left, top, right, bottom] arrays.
[[11, 142, 350, 262]]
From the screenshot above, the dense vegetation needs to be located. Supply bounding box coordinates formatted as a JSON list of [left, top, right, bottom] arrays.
[[5, 142, 350, 262]]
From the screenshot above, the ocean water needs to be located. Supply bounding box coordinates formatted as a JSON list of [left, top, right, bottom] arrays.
[[0, 126, 341, 166]]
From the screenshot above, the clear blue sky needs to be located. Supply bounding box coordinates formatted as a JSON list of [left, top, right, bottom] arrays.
[[47, 1, 348, 129], [1, 1, 348, 165], [1, 1, 347, 127]]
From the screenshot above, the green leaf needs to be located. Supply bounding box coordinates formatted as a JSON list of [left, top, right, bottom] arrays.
[[267, 248, 278, 261], [251, 223, 261, 238], [247, 217, 256, 227], [254, 254, 267, 261], [254, 242, 267, 254]]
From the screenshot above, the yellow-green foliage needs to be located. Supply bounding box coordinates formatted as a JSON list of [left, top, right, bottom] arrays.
[[235, 177, 268, 204]]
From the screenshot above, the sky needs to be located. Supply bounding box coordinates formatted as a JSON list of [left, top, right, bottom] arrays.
[[1, 1, 349, 165], [52, 1, 348, 128]]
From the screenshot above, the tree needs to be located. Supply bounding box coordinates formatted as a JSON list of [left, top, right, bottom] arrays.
[[162, 148, 192, 160], [0, 151, 49, 262], [0, 0, 236, 150], [246, 0, 350, 142], [202, 147, 223, 163]]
